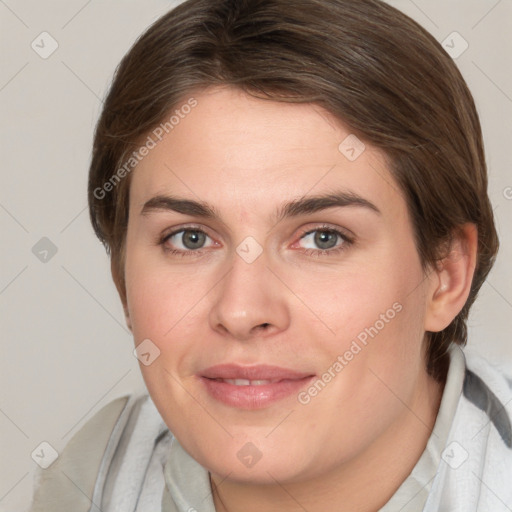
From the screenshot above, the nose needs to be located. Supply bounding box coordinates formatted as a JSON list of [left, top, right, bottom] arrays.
[[208, 250, 290, 341]]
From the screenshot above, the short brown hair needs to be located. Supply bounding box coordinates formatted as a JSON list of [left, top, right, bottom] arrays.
[[88, 0, 498, 381]]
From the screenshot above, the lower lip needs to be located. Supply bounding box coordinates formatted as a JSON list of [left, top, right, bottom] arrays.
[[200, 376, 315, 409]]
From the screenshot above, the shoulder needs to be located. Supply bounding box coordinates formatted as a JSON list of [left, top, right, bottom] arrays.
[[461, 348, 512, 446], [459, 349, 512, 502], [463, 348, 512, 415], [424, 348, 512, 510], [28, 393, 145, 512]]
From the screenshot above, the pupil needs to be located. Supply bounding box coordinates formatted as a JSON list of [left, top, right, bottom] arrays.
[[314, 230, 337, 249], [183, 231, 205, 249]]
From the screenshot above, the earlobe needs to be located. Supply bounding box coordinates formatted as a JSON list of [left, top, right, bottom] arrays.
[[424, 224, 478, 333]]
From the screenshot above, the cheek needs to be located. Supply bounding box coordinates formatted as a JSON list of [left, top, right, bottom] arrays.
[[297, 247, 427, 396], [286, 256, 422, 349], [123, 250, 207, 421], [124, 245, 191, 342]]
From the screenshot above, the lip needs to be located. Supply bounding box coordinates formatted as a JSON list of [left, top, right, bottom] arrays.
[[199, 364, 315, 409]]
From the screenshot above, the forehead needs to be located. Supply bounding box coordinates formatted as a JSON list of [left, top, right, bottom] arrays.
[[129, 86, 405, 220]]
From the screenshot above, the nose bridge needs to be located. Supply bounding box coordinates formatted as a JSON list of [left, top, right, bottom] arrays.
[[208, 247, 289, 340]]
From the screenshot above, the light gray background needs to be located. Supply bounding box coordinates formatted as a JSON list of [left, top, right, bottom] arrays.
[[1, 1, 511, 510]]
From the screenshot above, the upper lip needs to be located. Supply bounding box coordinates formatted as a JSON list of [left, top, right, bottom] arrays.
[[201, 364, 314, 381]]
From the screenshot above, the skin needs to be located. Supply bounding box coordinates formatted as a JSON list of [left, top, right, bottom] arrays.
[[120, 85, 477, 512]]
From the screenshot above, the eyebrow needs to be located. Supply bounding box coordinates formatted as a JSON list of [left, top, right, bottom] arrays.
[[140, 190, 381, 220]]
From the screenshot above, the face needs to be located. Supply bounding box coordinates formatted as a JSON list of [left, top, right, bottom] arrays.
[[123, 86, 436, 484]]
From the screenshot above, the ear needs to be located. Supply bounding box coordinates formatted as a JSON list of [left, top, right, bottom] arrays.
[[111, 257, 132, 332], [424, 223, 478, 333]]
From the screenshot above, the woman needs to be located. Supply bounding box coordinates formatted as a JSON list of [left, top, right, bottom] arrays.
[[29, 0, 512, 510]]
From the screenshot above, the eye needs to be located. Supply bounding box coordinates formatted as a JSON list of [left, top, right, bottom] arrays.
[[296, 226, 352, 255], [161, 228, 215, 253]]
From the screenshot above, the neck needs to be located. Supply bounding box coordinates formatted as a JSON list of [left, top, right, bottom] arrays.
[[211, 370, 444, 512]]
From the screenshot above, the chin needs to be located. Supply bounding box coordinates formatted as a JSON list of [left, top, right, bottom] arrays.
[[209, 457, 309, 485], [194, 438, 317, 485]]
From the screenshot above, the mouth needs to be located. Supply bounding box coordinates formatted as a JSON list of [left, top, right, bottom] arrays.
[[199, 364, 315, 409], [211, 378, 288, 386]]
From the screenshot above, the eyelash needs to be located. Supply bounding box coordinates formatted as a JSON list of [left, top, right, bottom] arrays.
[[158, 224, 212, 258], [297, 224, 353, 257], [158, 224, 354, 258]]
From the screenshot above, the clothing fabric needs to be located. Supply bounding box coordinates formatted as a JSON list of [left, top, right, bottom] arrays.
[[28, 345, 512, 512], [379, 343, 468, 512]]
